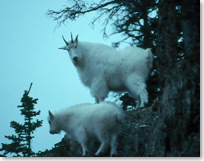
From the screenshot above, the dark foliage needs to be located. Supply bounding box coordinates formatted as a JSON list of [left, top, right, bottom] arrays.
[[0, 83, 43, 157]]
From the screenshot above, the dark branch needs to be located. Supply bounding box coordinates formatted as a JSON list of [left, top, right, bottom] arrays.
[[26, 83, 33, 95], [47, 1, 116, 26]]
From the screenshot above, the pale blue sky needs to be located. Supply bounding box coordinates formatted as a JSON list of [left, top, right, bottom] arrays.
[[0, 0, 124, 153]]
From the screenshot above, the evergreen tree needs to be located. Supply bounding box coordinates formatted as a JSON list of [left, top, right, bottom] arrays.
[[0, 83, 43, 157], [150, 0, 200, 156]]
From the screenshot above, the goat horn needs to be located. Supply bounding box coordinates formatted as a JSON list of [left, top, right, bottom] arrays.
[[71, 32, 74, 43], [62, 35, 69, 45]]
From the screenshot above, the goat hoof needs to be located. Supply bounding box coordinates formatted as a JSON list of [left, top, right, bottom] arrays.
[[95, 152, 103, 157], [94, 153, 99, 157], [111, 154, 118, 157]]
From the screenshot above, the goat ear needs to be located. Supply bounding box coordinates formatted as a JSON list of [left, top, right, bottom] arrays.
[[75, 35, 78, 44], [58, 46, 67, 50], [48, 110, 54, 119]]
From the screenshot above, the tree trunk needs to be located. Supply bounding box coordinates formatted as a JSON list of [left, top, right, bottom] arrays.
[[156, 0, 178, 89], [149, 0, 200, 156], [142, 6, 152, 49]]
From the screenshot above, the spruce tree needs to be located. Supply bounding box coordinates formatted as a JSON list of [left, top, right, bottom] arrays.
[[0, 83, 43, 157]]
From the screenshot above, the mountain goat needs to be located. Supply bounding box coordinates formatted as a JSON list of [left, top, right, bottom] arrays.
[[48, 102, 124, 157], [59, 34, 153, 108]]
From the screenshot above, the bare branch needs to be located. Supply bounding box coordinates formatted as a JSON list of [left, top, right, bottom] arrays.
[[47, 1, 116, 26]]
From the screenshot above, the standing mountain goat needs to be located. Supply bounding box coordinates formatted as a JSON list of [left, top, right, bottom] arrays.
[[59, 34, 153, 108], [48, 102, 124, 156]]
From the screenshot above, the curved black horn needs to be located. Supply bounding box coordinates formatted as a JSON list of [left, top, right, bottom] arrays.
[[70, 32, 74, 43], [62, 35, 69, 45]]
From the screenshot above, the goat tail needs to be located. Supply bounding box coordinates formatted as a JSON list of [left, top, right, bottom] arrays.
[[146, 48, 154, 70]]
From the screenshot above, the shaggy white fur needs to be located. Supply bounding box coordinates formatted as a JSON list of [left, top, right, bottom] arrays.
[[48, 101, 124, 156], [59, 35, 153, 108]]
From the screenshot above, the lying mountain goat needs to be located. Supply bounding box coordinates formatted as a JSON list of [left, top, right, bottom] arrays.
[[59, 34, 153, 108], [48, 102, 124, 156]]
